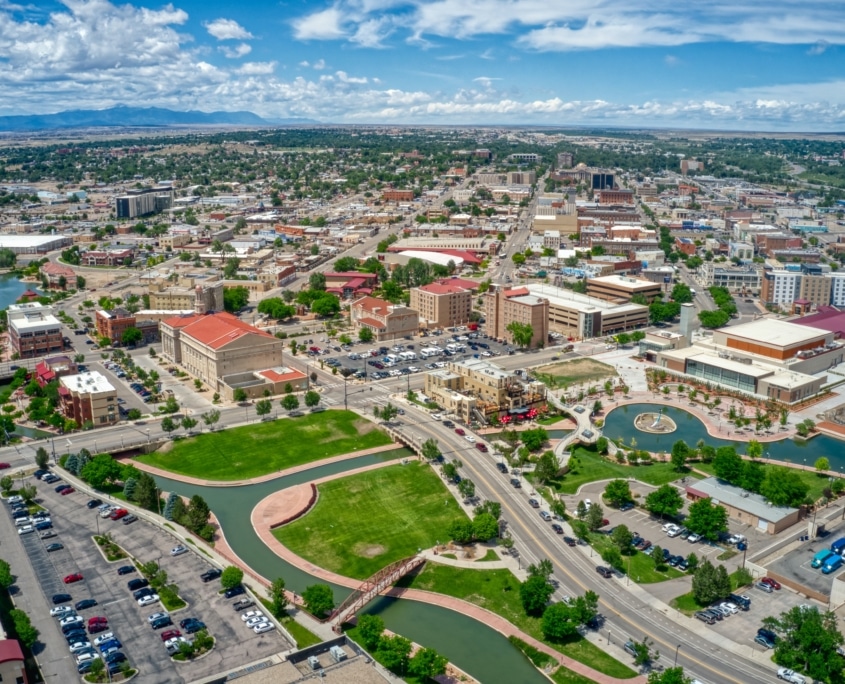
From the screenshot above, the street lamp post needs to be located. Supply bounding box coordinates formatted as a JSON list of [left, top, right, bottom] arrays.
[[674, 644, 682, 667], [146, 428, 150, 444]]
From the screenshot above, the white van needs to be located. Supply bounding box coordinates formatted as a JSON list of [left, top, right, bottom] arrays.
[[385, 354, 400, 365], [399, 351, 416, 361]]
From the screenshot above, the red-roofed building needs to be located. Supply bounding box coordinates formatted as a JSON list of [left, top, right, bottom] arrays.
[[409, 280, 473, 330], [324, 272, 378, 299], [791, 306, 845, 338], [160, 312, 285, 392], [35, 356, 77, 387], [351, 296, 419, 342], [0, 638, 26, 684], [40, 261, 75, 289]]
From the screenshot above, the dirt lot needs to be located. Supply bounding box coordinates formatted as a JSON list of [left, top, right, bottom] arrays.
[[533, 358, 617, 388]]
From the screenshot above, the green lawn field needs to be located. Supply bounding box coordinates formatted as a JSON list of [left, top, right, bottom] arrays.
[[274, 462, 465, 579], [137, 410, 392, 481], [396, 563, 636, 679]]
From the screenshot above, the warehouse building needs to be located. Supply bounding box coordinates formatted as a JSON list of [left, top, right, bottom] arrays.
[[0, 234, 72, 254]]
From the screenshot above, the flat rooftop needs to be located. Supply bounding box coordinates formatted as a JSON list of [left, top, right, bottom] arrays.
[[0, 235, 67, 248], [721, 318, 830, 348], [524, 283, 649, 314], [687, 477, 797, 524], [588, 274, 660, 291], [60, 371, 115, 394]]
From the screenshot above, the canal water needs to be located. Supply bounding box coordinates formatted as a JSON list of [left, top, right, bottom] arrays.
[[0, 274, 35, 310], [151, 451, 548, 684]]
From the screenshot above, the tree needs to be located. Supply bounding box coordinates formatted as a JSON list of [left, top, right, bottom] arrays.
[[161, 416, 177, 437], [506, 321, 534, 348], [448, 518, 474, 544], [698, 309, 730, 328], [302, 583, 334, 618], [472, 512, 498, 540], [223, 286, 250, 313], [651, 545, 664, 570], [746, 439, 763, 459], [576, 500, 588, 520], [586, 502, 604, 531], [34, 446, 49, 470], [596, 436, 609, 454], [121, 327, 143, 347], [302, 390, 320, 409], [611, 524, 634, 554], [357, 613, 385, 650], [281, 394, 299, 413], [615, 332, 631, 346], [0, 559, 13, 589], [309, 272, 326, 291], [409, 647, 448, 679], [134, 472, 160, 512], [816, 457, 831, 473], [520, 427, 548, 452], [201, 409, 220, 430], [713, 446, 744, 484], [421, 438, 442, 462], [80, 454, 123, 488], [377, 635, 412, 674], [670, 440, 690, 472], [185, 494, 211, 533], [220, 566, 243, 591], [605, 479, 632, 508], [542, 602, 581, 641], [0, 476, 12, 493], [534, 450, 559, 485], [760, 467, 810, 507], [268, 577, 287, 619], [685, 497, 728, 541], [763, 605, 844, 683], [519, 574, 554, 616], [671, 283, 694, 303], [88, 659, 105, 679], [10, 609, 38, 649], [19, 484, 36, 504], [691, 559, 731, 605], [458, 478, 476, 500], [630, 636, 660, 668], [181, 416, 198, 433], [76, 275, 86, 290], [127, 408, 142, 421], [255, 399, 272, 419], [358, 327, 374, 342]]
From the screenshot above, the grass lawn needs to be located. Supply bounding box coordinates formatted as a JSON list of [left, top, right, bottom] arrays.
[[672, 570, 753, 615], [396, 564, 636, 679], [532, 359, 617, 389], [695, 461, 831, 502], [137, 409, 392, 481], [547, 446, 692, 496], [589, 534, 684, 584], [283, 618, 322, 648], [274, 462, 465, 579]]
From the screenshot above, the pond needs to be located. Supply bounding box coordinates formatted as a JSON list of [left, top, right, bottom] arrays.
[[603, 403, 845, 472], [0, 274, 36, 310]]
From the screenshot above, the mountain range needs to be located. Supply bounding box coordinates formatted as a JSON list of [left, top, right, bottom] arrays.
[[0, 105, 316, 131]]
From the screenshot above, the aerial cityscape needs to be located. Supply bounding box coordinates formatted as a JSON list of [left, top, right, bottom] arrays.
[[1, 3, 845, 684]]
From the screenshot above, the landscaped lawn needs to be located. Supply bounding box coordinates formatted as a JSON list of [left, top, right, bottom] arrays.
[[274, 462, 465, 579], [589, 534, 684, 584], [694, 460, 831, 502], [395, 564, 637, 679], [547, 446, 698, 495], [137, 409, 392, 481]]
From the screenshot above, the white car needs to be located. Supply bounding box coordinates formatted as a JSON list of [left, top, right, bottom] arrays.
[[245, 616, 266, 628], [93, 632, 114, 646], [147, 612, 168, 624], [51, 606, 75, 618], [241, 610, 265, 623], [165, 636, 189, 654], [253, 621, 276, 634], [99, 507, 114, 518], [777, 668, 806, 684], [7, 495, 22, 504], [60, 615, 83, 627], [170, 545, 188, 557], [17, 525, 34, 535], [431, 413, 442, 420], [464, 434, 475, 443], [687, 533, 702, 543], [69, 640, 92, 654], [138, 594, 160, 607], [76, 652, 100, 665], [719, 602, 738, 614]]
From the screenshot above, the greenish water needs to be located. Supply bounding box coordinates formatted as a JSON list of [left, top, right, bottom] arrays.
[[603, 403, 845, 471], [0, 274, 35, 310], [151, 449, 548, 684], [13, 425, 53, 440]]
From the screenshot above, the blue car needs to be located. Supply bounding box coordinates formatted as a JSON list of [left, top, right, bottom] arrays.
[[98, 638, 121, 652]]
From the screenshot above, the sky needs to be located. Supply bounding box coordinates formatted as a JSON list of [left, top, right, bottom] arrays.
[[2, 0, 845, 130]]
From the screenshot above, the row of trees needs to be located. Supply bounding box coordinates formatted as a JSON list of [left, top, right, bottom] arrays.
[[357, 614, 448, 679]]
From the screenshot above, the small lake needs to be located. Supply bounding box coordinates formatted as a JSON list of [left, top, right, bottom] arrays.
[[603, 403, 845, 473], [0, 274, 35, 311]]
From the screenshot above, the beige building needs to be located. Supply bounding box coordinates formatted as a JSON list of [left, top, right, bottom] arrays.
[[59, 371, 118, 427], [799, 273, 832, 310], [484, 285, 549, 348], [586, 274, 663, 303], [159, 233, 193, 249], [351, 296, 419, 342], [148, 278, 224, 313], [160, 312, 285, 391], [424, 358, 546, 422], [410, 281, 473, 330]]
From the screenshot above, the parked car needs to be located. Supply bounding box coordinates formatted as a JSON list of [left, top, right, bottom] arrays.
[[122, 514, 137, 525], [170, 545, 188, 557], [253, 621, 276, 634], [200, 568, 222, 583], [756, 581, 774, 593], [52, 593, 72, 605], [695, 611, 716, 625], [160, 629, 181, 642], [137, 594, 160, 607], [224, 585, 245, 599], [687, 533, 701, 543], [60, 487, 75, 496], [150, 616, 173, 630], [777, 668, 806, 684], [86, 499, 103, 509], [51, 605, 75, 617], [563, 537, 577, 547], [232, 598, 255, 612], [595, 566, 613, 578], [761, 577, 781, 590], [117, 566, 135, 576], [93, 632, 115, 647], [241, 610, 265, 622], [127, 578, 149, 591], [75, 599, 97, 610], [64, 573, 84, 584]]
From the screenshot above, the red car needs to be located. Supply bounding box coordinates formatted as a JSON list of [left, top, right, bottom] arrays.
[[87, 616, 107, 627], [475, 443, 488, 452], [454, 428, 465, 436], [160, 629, 181, 642], [0, 463, 10, 470], [761, 577, 781, 590], [88, 622, 109, 634], [109, 508, 128, 521], [63, 573, 84, 584], [60, 487, 75, 495]]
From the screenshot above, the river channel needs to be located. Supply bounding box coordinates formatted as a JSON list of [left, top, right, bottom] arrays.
[[145, 403, 845, 683]]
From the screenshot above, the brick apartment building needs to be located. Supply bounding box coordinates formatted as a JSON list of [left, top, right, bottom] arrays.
[[382, 189, 415, 202], [351, 296, 419, 342], [81, 248, 134, 266], [59, 371, 118, 427], [484, 285, 549, 348], [8, 303, 64, 359], [409, 281, 473, 330], [95, 308, 160, 345]]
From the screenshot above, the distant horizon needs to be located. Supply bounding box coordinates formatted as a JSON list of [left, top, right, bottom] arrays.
[[1, 1, 845, 132]]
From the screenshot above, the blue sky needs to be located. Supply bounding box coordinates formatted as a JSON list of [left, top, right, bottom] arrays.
[[2, 0, 845, 130]]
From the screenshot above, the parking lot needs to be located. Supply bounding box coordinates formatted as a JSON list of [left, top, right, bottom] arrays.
[[311, 328, 517, 381], [16, 473, 292, 684], [768, 523, 845, 597]]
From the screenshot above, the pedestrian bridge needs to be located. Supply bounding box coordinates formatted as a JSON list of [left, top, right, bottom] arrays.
[[546, 393, 601, 470]]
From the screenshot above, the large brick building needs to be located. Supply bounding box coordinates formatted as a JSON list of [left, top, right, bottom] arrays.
[[409, 280, 473, 330], [351, 296, 419, 342], [8, 303, 64, 359], [484, 285, 549, 349], [95, 308, 159, 345]]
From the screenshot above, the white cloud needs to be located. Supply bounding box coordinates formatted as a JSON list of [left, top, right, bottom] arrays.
[[313, 59, 327, 70], [237, 61, 277, 75], [808, 39, 830, 55], [291, 6, 347, 40], [204, 18, 253, 41], [664, 54, 679, 66], [219, 43, 252, 59]]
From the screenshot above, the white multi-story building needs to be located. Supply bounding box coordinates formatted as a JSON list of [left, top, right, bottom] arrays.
[[761, 270, 801, 306], [829, 273, 845, 307]]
